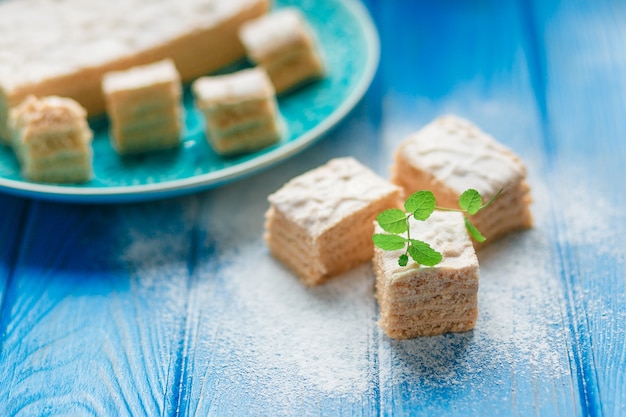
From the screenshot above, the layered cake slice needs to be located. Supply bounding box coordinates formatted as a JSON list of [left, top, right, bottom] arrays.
[[265, 157, 401, 286], [0, 0, 270, 143], [8, 95, 93, 183], [391, 115, 532, 248], [374, 211, 479, 339], [102, 59, 182, 155], [239, 8, 324, 93], [193, 67, 281, 155]]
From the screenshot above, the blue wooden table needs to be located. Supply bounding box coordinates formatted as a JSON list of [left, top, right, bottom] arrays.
[[2, 0, 626, 415]]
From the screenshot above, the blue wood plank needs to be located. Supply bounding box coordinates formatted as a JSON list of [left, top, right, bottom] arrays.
[[373, 0, 580, 415], [0, 198, 198, 416], [527, 0, 626, 415], [2, 1, 624, 416], [0, 194, 30, 332]]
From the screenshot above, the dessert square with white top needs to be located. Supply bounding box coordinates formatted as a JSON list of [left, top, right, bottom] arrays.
[[374, 211, 479, 339], [9, 95, 93, 183], [239, 8, 324, 93], [102, 59, 182, 155], [265, 157, 401, 286], [391, 115, 532, 248], [193, 67, 281, 155]]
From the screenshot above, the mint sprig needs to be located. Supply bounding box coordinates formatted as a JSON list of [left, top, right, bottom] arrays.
[[373, 188, 502, 267]]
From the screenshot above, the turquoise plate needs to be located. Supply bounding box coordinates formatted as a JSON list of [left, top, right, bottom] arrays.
[[0, 0, 379, 203]]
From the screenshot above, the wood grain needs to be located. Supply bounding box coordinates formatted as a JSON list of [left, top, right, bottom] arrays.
[[373, 0, 579, 415], [1, 0, 625, 416], [0, 198, 199, 416], [0, 194, 30, 339], [530, 0, 626, 415]]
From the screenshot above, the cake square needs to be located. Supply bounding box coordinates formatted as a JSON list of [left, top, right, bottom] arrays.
[[8, 95, 93, 183], [265, 157, 401, 286], [391, 115, 532, 248], [239, 8, 324, 93], [374, 211, 479, 339], [102, 59, 182, 155], [193, 67, 281, 155]]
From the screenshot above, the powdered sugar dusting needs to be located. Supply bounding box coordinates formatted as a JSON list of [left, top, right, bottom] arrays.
[[378, 228, 570, 396], [143, 155, 598, 414], [111, 144, 622, 410], [213, 245, 376, 398], [193, 160, 575, 412], [374, 96, 571, 395], [187, 178, 379, 411], [552, 162, 625, 259]]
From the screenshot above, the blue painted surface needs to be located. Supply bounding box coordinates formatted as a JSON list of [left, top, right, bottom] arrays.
[[1, 0, 626, 416]]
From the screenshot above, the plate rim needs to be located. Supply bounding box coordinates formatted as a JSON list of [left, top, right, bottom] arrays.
[[0, 0, 380, 203]]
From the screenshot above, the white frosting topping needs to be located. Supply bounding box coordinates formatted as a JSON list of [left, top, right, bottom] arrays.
[[0, 0, 258, 91], [10, 95, 86, 129], [102, 59, 180, 93], [375, 211, 478, 281], [192, 68, 274, 104], [399, 115, 526, 198], [268, 157, 400, 237], [239, 8, 310, 57]]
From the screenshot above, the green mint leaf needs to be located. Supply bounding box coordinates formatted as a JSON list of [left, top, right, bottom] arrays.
[[464, 217, 486, 242], [405, 190, 436, 220], [372, 234, 407, 251], [407, 240, 443, 266], [398, 254, 409, 267], [459, 189, 483, 215], [376, 209, 408, 233]]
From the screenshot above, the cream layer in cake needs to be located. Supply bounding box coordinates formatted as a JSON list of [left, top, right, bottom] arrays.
[[265, 157, 401, 286], [193, 68, 281, 155], [391, 115, 532, 248], [374, 211, 479, 339], [239, 8, 324, 93], [0, 0, 270, 142], [9, 95, 93, 183]]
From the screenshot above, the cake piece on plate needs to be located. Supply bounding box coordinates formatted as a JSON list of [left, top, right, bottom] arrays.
[[102, 59, 182, 155], [0, 0, 270, 143], [374, 211, 479, 339], [193, 67, 281, 155], [8, 95, 93, 183], [391, 115, 532, 248], [239, 8, 324, 93], [265, 157, 401, 286]]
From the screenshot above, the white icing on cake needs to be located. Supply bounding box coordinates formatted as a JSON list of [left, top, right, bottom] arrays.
[[239, 8, 309, 57], [10, 95, 87, 137], [0, 0, 259, 92], [399, 115, 526, 197], [192, 68, 274, 104], [268, 157, 400, 237], [102, 59, 180, 93], [375, 211, 478, 281]]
